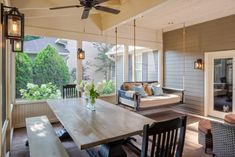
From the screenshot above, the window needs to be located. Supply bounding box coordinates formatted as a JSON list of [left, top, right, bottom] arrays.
[[136, 54, 142, 81], [128, 46, 158, 82], [82, 41, 119, 95], [15, 35, 77, 101]]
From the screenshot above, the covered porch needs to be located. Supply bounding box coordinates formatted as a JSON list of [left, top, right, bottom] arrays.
[[1, 0, 235, 157]]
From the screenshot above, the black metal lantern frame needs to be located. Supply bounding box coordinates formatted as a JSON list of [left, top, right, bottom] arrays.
[[194, 59, 203, 70], [11, 39, 23, 52], [1, 3, 24, 40], [77, 48, 85, 59]]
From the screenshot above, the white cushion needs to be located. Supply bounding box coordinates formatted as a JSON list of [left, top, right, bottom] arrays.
[[140, 94, 181, 108]]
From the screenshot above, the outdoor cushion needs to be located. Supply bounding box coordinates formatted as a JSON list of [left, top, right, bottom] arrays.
[[125, 91, 136, 98], [132, 86, 146, 97], [140, 94, 181, 108], [152, 85, 164, 96], [143, 83, 153, 96], [224, 114, 235, 125], [123, 82, 142, 91], [198, 119, 212, 134], [151, 82, 159, 87]]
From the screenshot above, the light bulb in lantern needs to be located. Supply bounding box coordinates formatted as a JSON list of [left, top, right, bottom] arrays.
[[12, 20, 18, 34], [79, 53, 84, 59], [77, 48, 85, 59], [12, 40, 23, 52], [15, 42, 20, 49]]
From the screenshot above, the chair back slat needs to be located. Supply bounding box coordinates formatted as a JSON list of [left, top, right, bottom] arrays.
[[63, 84, 78, 99], [164, 131, 171, 157], [141, 116, 187, 157], [150, 135, 156, 157], [160, 132, 166, 156], [172, 129, 178, 156], [155, 134, 161, 157], [167, 130, 175, 157]]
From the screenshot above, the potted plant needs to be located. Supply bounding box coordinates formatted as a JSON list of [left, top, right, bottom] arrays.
[[89, 83, 100, 105], [84, 82, 102, 111]]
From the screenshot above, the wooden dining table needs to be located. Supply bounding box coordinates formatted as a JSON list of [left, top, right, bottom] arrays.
[[47, 98, 155, 157]]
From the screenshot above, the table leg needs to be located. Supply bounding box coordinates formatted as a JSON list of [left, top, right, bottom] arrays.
[[56, 128, 71, 140], [98, 140, 127, 157]]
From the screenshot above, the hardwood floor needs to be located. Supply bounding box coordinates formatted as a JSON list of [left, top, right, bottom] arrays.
[[11, 104, 212, 157]]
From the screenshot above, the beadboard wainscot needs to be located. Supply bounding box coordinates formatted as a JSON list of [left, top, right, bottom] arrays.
[[13, 100, 58, 128]]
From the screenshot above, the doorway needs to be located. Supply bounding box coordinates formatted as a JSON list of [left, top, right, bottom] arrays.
[[205, 50, 235, 118]]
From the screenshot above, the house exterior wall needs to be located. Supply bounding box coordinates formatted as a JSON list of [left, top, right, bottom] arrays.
[[163, 14, 235, 111], [82, 41, 110, 83], [66, 40, 77, 72]]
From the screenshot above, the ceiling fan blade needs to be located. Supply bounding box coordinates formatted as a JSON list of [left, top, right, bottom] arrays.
[[95, 6, 120, 14], [95, 0, 110, 4], [50, 5, 82, 10], [81, 8, 91, 19]]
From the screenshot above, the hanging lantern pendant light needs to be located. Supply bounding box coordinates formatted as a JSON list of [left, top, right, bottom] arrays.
[[77, 48, 85, 60]]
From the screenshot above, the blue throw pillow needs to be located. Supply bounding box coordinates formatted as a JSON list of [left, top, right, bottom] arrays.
[[132, 86, 146, 97], [152, 85, 164, 96]]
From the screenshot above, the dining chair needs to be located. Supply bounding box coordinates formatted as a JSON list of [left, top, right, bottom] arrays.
[[211, 121, 235, 157], [140, 116, 187, 157], [62, 84, 78, 99]]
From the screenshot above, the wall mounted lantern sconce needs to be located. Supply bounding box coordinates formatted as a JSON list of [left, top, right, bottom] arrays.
[[1, 3, 24, 53], [1, 3, 24, 40], [194, 59, 203, 70], [12, 39, 23, 52], [77, 48, 85, 59]]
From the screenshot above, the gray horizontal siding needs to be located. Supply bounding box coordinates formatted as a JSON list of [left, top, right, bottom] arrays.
[[163, 14, 235, 110]]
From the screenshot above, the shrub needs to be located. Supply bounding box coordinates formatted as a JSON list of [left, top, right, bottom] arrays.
[[16, 53, 33, 98], [101, 80, 115, 95], [33, 45, 70, 89], [20, 83, 61, 100]]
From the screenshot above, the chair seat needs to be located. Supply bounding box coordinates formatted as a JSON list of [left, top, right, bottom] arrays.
[[224, 114, 235, 125], [198, 119, 212, 134]]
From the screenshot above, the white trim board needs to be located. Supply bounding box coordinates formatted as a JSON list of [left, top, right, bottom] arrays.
[[204, 50, 235, 118]]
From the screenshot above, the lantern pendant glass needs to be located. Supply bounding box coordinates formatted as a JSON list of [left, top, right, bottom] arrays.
[[194, 59, 203, 70], [77, 48, 85, 60], [12, 39, 23, 52]]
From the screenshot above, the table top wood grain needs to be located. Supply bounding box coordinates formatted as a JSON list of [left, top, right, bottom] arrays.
[[47, 98, 155, 150]]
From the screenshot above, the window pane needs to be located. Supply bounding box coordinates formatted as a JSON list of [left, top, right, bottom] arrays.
[[214, 58, 233, 112], [16, 35, 77, 101], [147, 50, 158, 81], [82, 41, 119, 95], [128, 46, 158, 82]]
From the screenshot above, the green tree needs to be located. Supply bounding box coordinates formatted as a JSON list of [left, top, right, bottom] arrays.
[[24, 35, 41, 41], [16, 53, 33, 98], [33, 45, 70, 90], [92, 42, 115, 80]]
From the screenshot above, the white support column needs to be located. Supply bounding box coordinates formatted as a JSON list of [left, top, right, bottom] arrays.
[[123, 45, 129, 82], [76, 40, 83, 83], [6, 40, 12, 152], [158, 31, 164, 86]]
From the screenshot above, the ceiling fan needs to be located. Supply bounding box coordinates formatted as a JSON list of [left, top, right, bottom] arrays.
[[49, 0, 121, 19]]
